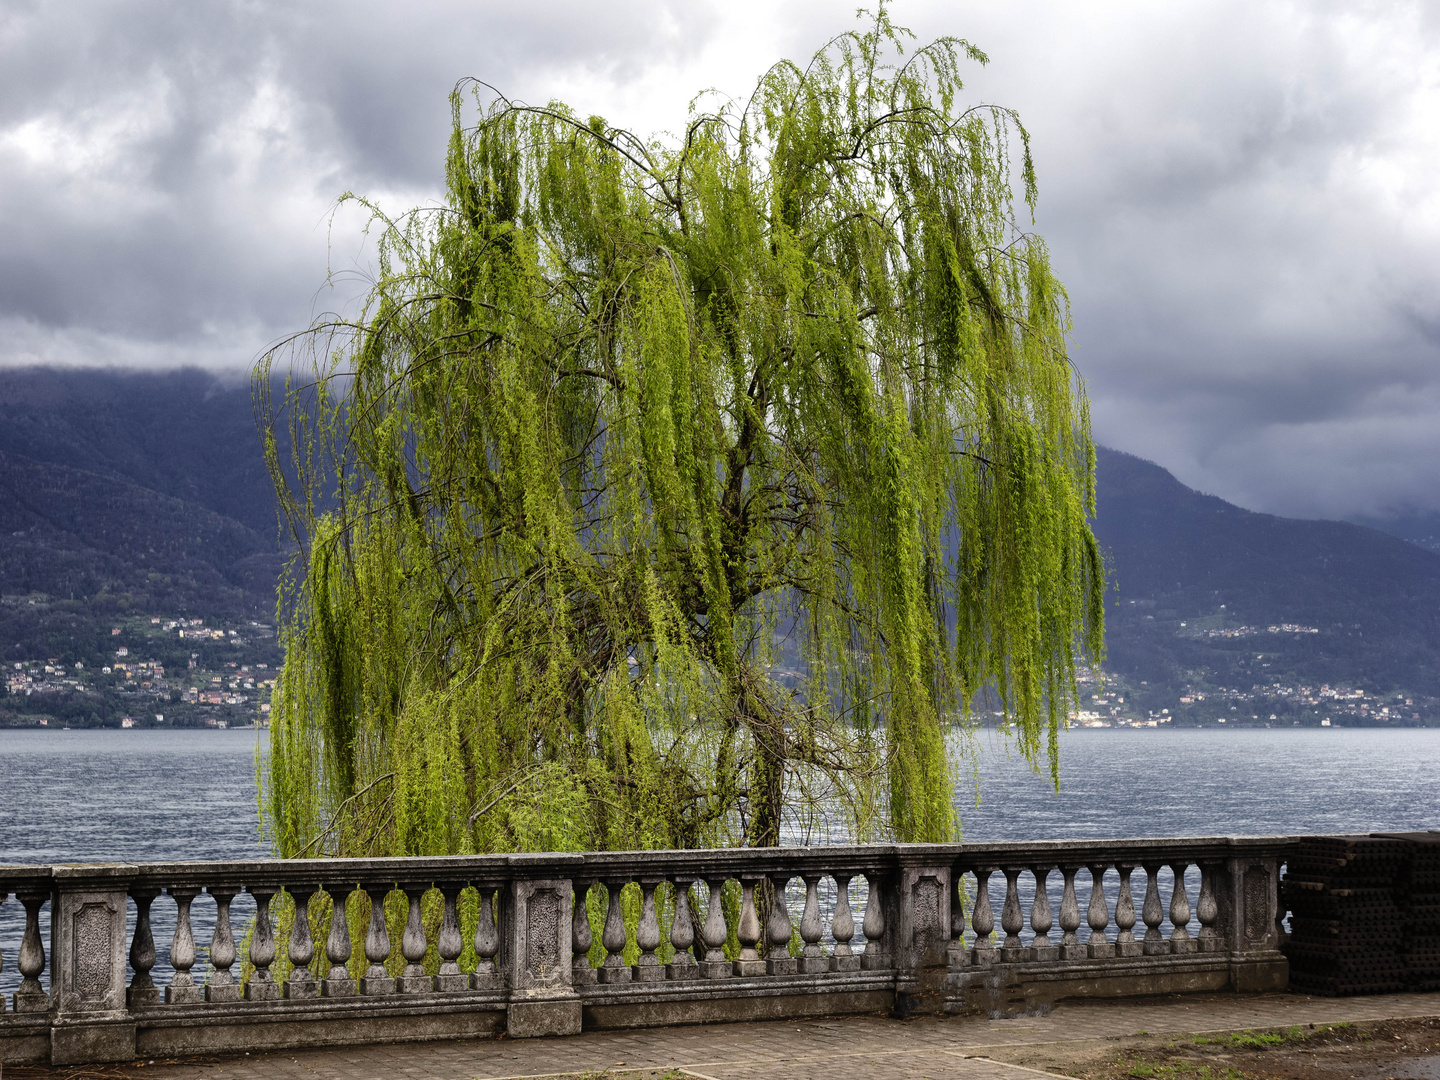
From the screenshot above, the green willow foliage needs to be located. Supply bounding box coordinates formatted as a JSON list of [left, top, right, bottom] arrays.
[[257, 10, 1104, 859]]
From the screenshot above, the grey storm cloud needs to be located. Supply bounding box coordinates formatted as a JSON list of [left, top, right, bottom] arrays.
[[2, 0, 1438, 522]]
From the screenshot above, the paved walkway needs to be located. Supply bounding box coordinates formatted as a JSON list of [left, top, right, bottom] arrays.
[[51, 992, 1440, 1080]]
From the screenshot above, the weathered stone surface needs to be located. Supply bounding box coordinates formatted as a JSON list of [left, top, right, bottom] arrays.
[[507, 995, 582, 1038], [320, 977, 355, 998], [134, 998, 506, 1058], [51, 1019, 137, 1066], [7, 835, 1329, 1066]]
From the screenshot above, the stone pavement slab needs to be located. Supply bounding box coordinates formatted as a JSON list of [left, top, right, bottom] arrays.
[[18, 992, 1440, 1080]]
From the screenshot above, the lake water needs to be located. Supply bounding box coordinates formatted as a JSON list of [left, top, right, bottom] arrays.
[[1, 726, 1436, 995]]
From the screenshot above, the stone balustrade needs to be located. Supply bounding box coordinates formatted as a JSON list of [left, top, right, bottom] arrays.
[[0, 837, 1293, 1066]]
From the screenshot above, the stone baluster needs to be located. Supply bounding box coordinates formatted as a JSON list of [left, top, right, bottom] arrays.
[[667, 876, 698, 980], [322, 884, 356, 997], [798, 874, 827, 974], [14, 889, 50, 1012], [360, 882, 395, 994], [831, 873, 859, 972], [127, 887, 161, 1007], [1169, 862, 1196, 953], [1058, 865, 1084, 960], [633, 878, 665, 982], [165, 887, 203, 1005], [244, 886, 280, 1000], [1029, 867, 1058, 962], [970, 869, 996, 965], [435, 883, 467, 991], [571, 879, 596, 985], [699, 876, 731, 978], [472, 886, 502, 989], [1141, 864, 1166, 955], [398, 885, 432, 993], [284, 886, 318, 999], [1086, 864, 1114, 958], [947, 868, 968, 969], [861, 873, 889, 970], [766, 874, 797, 975], [205, 887, 241, 1002], [600, 879, 632, 984], [1197, 863, 1221, 952], [733, 875, 765, 976], [1000, 866, 1025, 961], [1115, 864, 1142, 957]]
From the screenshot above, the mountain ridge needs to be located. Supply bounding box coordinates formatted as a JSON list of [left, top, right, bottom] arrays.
[[1, 366, 1435, 722]]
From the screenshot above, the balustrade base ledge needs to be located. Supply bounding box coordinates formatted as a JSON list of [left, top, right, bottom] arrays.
[[576, 968, 894, 1008], [0, 1011, 50, 1065], [942, 950, 1288, 1017], [579, 971, 896, 1031], [135, 999, 508, 1060]]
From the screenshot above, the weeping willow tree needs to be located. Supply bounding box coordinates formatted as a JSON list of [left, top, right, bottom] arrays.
[[257, 9, 1104, 860]]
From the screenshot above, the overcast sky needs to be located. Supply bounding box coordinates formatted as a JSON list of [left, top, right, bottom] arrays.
[[2, 0, 1438, 522]]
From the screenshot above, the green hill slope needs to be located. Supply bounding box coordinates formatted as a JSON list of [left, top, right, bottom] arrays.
[[1092, 447, 1440, 721]]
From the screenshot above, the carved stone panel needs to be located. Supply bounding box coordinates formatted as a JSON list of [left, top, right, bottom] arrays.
[[1244, 866, 1271, 943], [898, 866, 950, 970], [52, 879, 132, 1017], [527, 889, 562, 979], [911, 876, 942, 958], [73, 903, 114, 1001], [507, 878, 576, 993]]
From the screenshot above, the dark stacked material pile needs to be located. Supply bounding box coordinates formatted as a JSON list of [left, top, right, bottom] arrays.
[[1284, 836, 1407, 995], [1374, 831, 1440, 991]]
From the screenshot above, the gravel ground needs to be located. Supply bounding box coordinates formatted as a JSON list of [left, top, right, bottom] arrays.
[[980, 1016, 1440, 1079]]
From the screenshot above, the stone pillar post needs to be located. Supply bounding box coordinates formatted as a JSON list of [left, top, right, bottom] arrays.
[[49, 864, 137, 1066], [504, 867, 582, 1038], [1223, 839, 1291, 991], [893, 852, 950, 1018]]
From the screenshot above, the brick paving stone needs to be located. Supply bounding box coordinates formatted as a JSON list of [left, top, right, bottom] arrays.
[[28, 991, 1439, 1080]]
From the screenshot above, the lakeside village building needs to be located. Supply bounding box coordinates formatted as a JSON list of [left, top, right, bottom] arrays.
[[5, 613, 277, 728]]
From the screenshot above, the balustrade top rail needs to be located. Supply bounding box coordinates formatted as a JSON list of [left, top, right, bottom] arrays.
[[1, 834, 1301, 882]]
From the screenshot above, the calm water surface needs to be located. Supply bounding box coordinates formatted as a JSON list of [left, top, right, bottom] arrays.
[[0, 726, 1436, 994], [957, 726, 1440, 840]]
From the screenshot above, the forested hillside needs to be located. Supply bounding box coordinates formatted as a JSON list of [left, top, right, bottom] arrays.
[[1092, 447, 1440, 722], [2, 367, 1436, 725]]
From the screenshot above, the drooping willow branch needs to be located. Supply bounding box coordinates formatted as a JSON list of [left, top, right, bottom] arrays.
[[256, 6, 1104, 860]]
